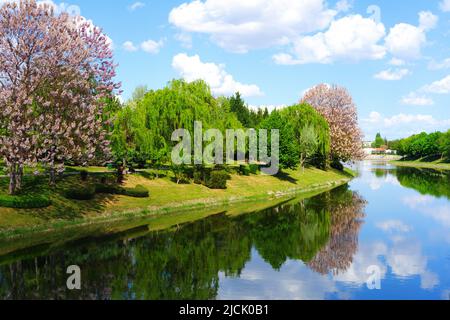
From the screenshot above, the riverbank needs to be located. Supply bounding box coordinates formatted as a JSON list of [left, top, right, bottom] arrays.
[[364, 154, 402, 161], [0, 167, 354, 243], [390, 160, 450, 170]]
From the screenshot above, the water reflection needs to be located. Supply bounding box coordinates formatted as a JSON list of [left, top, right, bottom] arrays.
[[1, 162, 450, 300], [0, 185, 366, 300]]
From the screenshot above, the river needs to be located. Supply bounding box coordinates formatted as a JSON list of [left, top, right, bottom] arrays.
[[0, 161, 449, 300]]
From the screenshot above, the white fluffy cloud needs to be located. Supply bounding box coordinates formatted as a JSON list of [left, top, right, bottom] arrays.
[[122, 41, 138, 52], [422, 75, 450, 94], [122, 39, 165, 54], [418, 11, 439, 31], [385, 23, 426, 60], [385, 12, 437, 60], [172, 53, 263, 97], [274, 15, 386, 64], [169, 0, 337, 53], [401, 92, 434, 106], [440, 0, 450, 12], [374, 68, 410, 81], [141, 39, 164, 54]]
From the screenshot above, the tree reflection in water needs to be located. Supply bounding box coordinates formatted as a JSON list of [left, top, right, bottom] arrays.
[[0, 185, 367, 300], [393, 167, 450, 200]]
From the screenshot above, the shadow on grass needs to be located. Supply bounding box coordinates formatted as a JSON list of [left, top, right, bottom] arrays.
[[274, 170, 298, 184], [0, 174, 116, 221], [136, 170, 167, 180]]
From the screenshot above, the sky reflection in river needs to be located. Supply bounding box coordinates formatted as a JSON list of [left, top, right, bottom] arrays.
[[218, 162, 450, 300], [0, 162, 449, 300]]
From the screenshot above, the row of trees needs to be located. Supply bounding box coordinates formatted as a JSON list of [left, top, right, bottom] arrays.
[[109, 81, 364, 173], [0, 0, 120, 194], [393, 131, 450, 159]]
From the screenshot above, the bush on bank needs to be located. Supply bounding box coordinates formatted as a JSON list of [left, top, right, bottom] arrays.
[[0, 194, 52, 209]]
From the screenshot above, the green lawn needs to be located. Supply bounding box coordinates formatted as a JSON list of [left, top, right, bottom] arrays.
[[390, 159, 450, 170], [0, 166, 354, 238]]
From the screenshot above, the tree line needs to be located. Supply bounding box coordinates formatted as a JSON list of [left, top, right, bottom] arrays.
[[109, 80, 364, 175], [390, 130, 450, 160]]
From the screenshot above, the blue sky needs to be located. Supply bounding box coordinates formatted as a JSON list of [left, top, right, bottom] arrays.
[[28, 0, 450, 139]]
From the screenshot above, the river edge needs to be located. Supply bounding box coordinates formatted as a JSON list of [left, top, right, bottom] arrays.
[[0, 173, 353, 258], [389, 160, 450, 171]]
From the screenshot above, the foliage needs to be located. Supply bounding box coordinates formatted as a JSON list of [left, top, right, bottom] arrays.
[[299, 125, 319, 170], [171, 164, 190, 184], [228, 92, 268, 128], [260, 110, 299, 170], [239, 165, 251, 176], [371, 133, 386, 148], [302, 84, 364, 162], [193, 171, 203, 184], [248, 164, 260, 174], [0, 194, 52, 209], [80, 170, 89, 182], [396, 130, 449, 159], [111, 80, 242, 171], [206, 171, 229, 189], [0, 0, 119, 194], [260, 104, 330, 170]]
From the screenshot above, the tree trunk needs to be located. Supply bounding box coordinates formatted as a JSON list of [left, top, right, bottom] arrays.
[[49, 165, 56, 186], [300, 154, 305, 172], [8, 163, 17, 195], [15, 165, 23, 191]]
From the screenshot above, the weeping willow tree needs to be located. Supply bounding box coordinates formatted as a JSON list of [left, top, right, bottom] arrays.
[[111, 79, 242, 169]]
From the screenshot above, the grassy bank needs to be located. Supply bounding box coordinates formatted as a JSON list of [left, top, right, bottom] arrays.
[[390, 159, 450, 170], [0, 166, 354, 244]]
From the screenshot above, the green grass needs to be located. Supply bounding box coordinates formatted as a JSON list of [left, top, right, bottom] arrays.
[[0, 166, 354, 240], [390, 159, 450, 170]]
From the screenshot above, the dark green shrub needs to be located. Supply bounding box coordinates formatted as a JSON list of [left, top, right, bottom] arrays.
[[171, 164, 190, 184], [249, 164, 259, 174], [330, 159, 344, 171], [64, 185, 96, 200], [95, 183, 121, 194], [122, 185, 149, 198], [0, 194, 52, 209], [80, 170, 88, 181], [239, 165, 250, 176], [206, 171, 228, 189], [193, 171, 203, 184]]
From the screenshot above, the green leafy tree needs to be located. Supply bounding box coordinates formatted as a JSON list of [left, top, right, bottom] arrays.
[[299, 125, 319, 171], [372, 133, 385, 148], [279, 103, 330, 169], [260, 110, 299, 170]]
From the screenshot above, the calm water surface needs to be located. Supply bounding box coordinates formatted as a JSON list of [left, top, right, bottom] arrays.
[[1, 161, 450, 300]]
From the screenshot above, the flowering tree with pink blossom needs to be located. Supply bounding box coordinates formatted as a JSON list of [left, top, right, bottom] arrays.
[[301, 84, 364, 164], [0, 0, 120, 194]]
